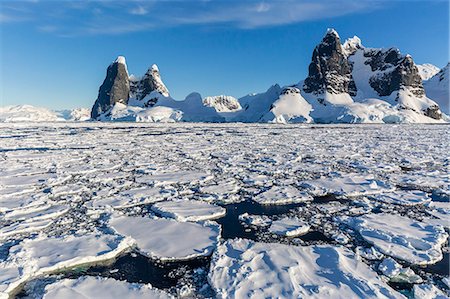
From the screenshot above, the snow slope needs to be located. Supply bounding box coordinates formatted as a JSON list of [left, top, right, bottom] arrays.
[[417, 64, 440, 81], [0, 105, 65, 122], [424, 64, 449, 114], [0, 105, 91, 122]]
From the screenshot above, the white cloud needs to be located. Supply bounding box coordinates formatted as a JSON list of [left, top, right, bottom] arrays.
[[129, 5, 148, 16]]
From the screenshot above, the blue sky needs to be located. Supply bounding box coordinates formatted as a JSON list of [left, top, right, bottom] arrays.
[[0, 0, 448, 109]]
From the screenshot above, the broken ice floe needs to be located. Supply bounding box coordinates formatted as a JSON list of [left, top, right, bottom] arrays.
[[238, 213, 272, 227], [301, 174, 394, 197], [151, 200, 226, 222], [88, 187, 168, 210], [378, 257, 422, 284], [42, 276, 173, 299], [209, 238, 402, 298], [109, 215, 221, 261], [424, 201, 450, 229], [0, 219, 53, 240], [356, 246, 385, 260], [268, 217, 311, 237], [368, 190, 431, 206], [0, 233, 132, 297], [413, 284, 448, 299], [3, 203, 69, 221], [253, 185, 312, 205], [341, 213, 448, 265], [135, 171, 213, 186]]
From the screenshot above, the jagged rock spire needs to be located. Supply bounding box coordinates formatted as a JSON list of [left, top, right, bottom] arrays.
[[91, 56, 130, 119], [303, 29, 357, 97]]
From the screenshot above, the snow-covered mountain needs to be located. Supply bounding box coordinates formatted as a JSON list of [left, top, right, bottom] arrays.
[[417, 64, 440, 81], [89, 30, 448, 123], [203, 95, 241, 112], [0, 105, 90, 122], [56, 108, 91, 121], [296, 29, 444, 123], [423, 63, 449, 114]]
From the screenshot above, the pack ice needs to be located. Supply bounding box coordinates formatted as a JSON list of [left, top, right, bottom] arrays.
[[341, 213, 448, 265], [109, 215, 221, 261], [209, 239, 403, 299]]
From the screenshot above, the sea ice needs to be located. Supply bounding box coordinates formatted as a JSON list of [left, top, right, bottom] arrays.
[[356, 246, 384, 260], [424, 201, 450, 229], [109, 215, 221, 261], [369, 190, 431, 206], [209, 239, 402, 298], [151, 200, 226, 222], [238, 213, 272, 227], [0, 233, 132, 297], [3, 204, 69, 221], [253, 185, 312, 205], [89, 187, 168, 209], [43, 276, 173, 299], [413, 284, 448, 299], [0, 219, 53, 240], [341, 213, 448, 265], [269, 217, 311, 237], [378, 257, 422, 283], [135, 171, 213, 186], [301, 174, 394, 197]]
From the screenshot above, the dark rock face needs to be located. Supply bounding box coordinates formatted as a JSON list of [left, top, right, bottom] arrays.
[[424, 105, 442, 120], [364, 48, 402, 72], [280, 86, 301, 96], [130, 65, 169, 106], [303, 30, 357, 97], [368, 53, 425, 97], [91, 60, 130, 119]]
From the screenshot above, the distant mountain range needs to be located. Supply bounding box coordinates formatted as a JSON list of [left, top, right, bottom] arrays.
[[1, 29, 448, 123]]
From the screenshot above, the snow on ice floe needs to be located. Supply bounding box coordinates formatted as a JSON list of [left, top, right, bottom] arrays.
[[0, 218, 53, 240], [89, 187, 168, 209], [0, 123, 449, 295], [135, 171, 213, 186], [151, 200, 226, 222], [238, 213, 272, 227], [3, 203, 69, 221], [109, 215, 221, 261], [368, 190, 431, 206], [253, 185, 312, 205], [209, 239, 403, 299], [413, 284, 448, 299], [43, 276, 173, 299], [0, 192, 47, 213], [392, 171, 450, 195], [199, 179, 241, 203], [341, 213, 448, 265], [423, 201, 450, 229], [378, 257, 422, 284], [301, 174, 394, 197], [268, 217, 310, 237], [356, 246, 385, 260], [0, 233, 132, 297]]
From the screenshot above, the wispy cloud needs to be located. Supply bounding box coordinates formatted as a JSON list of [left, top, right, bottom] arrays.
[[129, 5, 149, 16], [0, 0, 386, 36]]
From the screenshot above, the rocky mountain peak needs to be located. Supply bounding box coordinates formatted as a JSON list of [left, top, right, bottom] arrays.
[[343, 36, 363, 56], [203, 95, 242, 112], [303, 29, 357, 97], [368, 50, 424, 97], [129, 63, 170, 106], [91, 56, 130, 119]]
